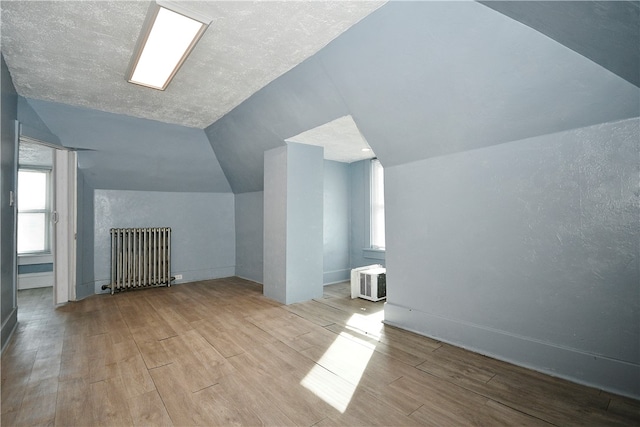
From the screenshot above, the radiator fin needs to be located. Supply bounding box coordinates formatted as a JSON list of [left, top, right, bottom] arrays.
[[106, 227, 172, 294]]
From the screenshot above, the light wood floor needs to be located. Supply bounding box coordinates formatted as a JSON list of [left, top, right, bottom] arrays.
[[2, 278, 638, 426]]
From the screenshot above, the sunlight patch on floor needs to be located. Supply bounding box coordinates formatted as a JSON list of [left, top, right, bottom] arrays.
[[300, 312, 380, 413], [343, 309, 384, 339]]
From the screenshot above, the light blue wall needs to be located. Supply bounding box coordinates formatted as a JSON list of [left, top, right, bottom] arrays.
[[263, 147, 287, 301], [75, 170, 95, 300], [205, 56, 349, 194], [264, 143, 324, 304], [322, 1, 638, 169], [286, 143, 324, 302], [93, 190, 235, 293], [17, 264, 53, 274], [323, 160, 350, 284], [235, 191, 264, 284], [25, 98, 231, 193], [17, 97, 61, 146], [1, 54, 18, 350], [480, 1, 640, 87], [235, 159, 362, 287], [23, 98, 235, 298], [384, 118, 640, 398]]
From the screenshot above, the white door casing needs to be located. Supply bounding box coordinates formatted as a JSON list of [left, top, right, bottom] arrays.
[[53, 149, 77, 304]]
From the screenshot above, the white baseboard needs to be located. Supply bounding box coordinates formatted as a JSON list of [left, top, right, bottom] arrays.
[[235, 275, 263, 285], [323, 268, 350, 285], [384, 301, 640, 400], [18, 272, 53, 290]]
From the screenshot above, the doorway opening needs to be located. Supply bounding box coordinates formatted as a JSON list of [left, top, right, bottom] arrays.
[[16, 136, 76, 306], [17, 141, 54, 292]]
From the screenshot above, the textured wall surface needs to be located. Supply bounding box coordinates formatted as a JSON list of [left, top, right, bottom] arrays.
[[384, 118, 640, 398], [1, 54, 18, 350], [93, 190, 235, 293], [235, 191, 264, 284], [323, 160, 350, 284]]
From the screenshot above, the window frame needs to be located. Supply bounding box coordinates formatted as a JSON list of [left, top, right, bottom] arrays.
[[370, 158, 385, 250], [17, 167, 53, 255]]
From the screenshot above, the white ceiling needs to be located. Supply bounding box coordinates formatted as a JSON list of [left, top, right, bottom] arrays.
[[0, 1, 385, 129], [286, 115, 375, 163]]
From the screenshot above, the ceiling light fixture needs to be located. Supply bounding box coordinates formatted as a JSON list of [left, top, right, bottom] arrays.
[[126, 1, 211, 90]]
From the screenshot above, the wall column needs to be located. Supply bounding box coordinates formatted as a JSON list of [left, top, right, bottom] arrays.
[[264, 142, 323, 304]]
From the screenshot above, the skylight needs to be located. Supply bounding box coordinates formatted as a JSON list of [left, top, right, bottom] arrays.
[[127, 2, 210, 90]]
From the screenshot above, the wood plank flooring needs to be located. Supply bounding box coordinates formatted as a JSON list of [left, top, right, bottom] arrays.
[[2, 277, 638, 426]]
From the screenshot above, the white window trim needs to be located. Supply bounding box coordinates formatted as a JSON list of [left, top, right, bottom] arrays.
[[17, 167, 53, 255], [370, 158, 385, 250]]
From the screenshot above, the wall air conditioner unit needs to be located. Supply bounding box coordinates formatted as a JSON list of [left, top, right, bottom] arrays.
[[358, 267, 386, 302], [350, 264, 383, 298]]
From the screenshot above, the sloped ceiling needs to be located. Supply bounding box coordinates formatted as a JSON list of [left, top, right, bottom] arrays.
[[481, 1, 640, 88], [1, 0, 385, 191], [286, 115, 375, 163], [0, 1, 385, 128], [25, 98, 231, 192], [1, 1, 638, 194], [206, 1, 640, 193]]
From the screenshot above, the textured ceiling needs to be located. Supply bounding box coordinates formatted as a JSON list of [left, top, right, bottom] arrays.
[[0, 0, 385, 129], [19, 140, 53, 167], [286, 115, 375, 163]]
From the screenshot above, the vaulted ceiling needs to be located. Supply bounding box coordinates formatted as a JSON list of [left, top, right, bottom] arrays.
[[1, 1, 385, 128], [1, 1, 638, 193]]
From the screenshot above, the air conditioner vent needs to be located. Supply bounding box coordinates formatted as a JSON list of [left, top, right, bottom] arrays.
[[357, 267, 386, 302]]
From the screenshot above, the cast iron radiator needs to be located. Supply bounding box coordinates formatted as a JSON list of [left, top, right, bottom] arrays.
[[103, 227, 172, 294]]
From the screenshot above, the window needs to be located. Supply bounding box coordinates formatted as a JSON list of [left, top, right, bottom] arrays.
[[370, 159, 385, 249], [17, 169, 51, 254]]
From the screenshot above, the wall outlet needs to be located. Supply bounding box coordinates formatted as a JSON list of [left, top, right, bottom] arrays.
[[174, 274, 183, 280]]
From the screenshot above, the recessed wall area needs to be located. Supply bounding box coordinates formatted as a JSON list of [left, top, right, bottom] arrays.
[[92, 189, 236, 294], [285, 115, 375, 164]]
